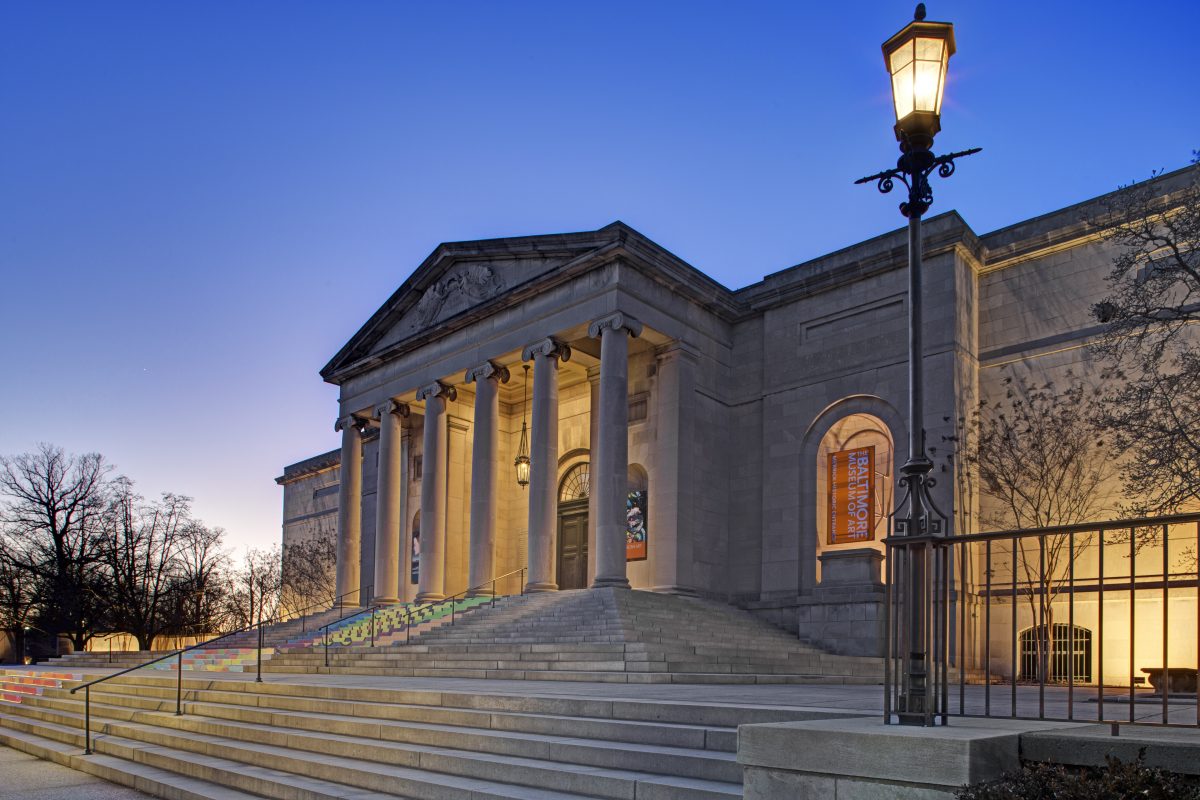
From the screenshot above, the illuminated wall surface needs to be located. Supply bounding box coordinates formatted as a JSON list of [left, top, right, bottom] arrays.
[[280, 165, 1199, 667]]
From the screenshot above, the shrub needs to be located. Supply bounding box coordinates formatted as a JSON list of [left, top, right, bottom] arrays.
[[956, 753, 1200, 800]]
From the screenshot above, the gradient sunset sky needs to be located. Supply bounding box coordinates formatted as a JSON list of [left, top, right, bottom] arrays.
[[1, 1, 1196, 554]]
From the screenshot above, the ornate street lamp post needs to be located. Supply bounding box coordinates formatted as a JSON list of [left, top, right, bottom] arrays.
[[855, 4, 979, 726]]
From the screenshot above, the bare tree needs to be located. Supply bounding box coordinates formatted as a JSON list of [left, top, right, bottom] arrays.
[[968, 374, 1119, 681], [0, 444, 110, 650], [0, 553, 37, 660], [221, 547, 282, 632], [99, 479, 194, 650], [1091, 157, 1200, 515], [279, 532, 336, 619], [167, 521, 229, 636]]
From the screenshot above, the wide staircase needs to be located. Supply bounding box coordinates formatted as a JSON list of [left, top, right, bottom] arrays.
[[268, 587, 884, 684], [0, 667, 861, 800]]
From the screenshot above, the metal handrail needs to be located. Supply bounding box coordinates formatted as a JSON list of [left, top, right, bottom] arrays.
[[68, 582, 372, 754], [314, 567, 529, 669], [400, 567, 527, 645]]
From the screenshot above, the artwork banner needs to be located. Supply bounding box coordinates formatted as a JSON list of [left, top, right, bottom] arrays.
[[410, 527, 420, 584], [829, 446, 876, 545], [626, 490, 648, 561]]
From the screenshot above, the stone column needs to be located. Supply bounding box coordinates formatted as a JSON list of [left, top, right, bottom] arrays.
[[372, 399, 409, 604], [334, 414, 364, 606], [521, 338, 571, 592], [588, 312, 642, 589], [416, 381, 456, 601], [651, 341, 698, 594], [586, 364, 601, 586], [465, 361, 509, 595]]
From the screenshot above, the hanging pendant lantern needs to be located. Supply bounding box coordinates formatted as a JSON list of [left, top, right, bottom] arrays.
[[515, 364, 531, 488]]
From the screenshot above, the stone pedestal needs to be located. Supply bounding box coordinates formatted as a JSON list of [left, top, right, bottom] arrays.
[[794, 548, 886, 657]]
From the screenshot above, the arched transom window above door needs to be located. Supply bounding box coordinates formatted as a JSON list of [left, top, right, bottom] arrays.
[[559, 463, 590, 502]]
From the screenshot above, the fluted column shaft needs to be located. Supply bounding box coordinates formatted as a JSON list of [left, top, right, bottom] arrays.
[[416, 382, 456, 601], [589, 313, 642, 589], [335, 415, 363, 605], [372, 400, 408, 604], [466, 362, 509, 595], [522, 338, 570, 592]]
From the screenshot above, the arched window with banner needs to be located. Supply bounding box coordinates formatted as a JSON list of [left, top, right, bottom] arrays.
[[626, 464, 648, 562]]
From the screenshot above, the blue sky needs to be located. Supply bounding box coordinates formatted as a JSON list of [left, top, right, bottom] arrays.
[[1, 1, 1196, 553]]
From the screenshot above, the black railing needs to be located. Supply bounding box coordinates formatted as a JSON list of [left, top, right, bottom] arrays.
[[886, 512, 1200, 729], [317, 567, 527, 667], [68, 583, 370, 755]]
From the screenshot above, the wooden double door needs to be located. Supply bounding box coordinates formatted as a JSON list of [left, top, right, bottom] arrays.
[[556, 500, 589, 590]]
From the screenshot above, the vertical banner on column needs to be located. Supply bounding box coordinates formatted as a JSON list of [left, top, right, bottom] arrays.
[[626, 490, 648, 561], [829, 446, 875, 545], [410, 524, 420, 584]]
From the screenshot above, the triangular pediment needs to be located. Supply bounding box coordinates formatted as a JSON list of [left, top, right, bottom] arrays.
[[321, 224, 628, 380]]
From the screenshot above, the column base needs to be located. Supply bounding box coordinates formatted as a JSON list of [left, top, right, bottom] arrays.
[[591, 577, 631, 589], [524, 582, 558, 593], [415, 592, 445, 602], [466, 588, 495, 597], [371, 595, 402, 605]]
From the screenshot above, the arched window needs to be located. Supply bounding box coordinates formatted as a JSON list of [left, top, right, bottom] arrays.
[[1019, 623, 1092, 683], [559, 463, 590, 502], [814, 413, 894, 581]]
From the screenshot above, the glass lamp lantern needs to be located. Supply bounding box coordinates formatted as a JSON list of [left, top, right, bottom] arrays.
[[514, 365, 531, 488], [882, 7, 955, 151]]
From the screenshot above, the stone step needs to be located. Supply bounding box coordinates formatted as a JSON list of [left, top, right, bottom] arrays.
[[32, 680, 740, 753], [1, 671, 773, 799], [7, 700, 739, 799], [0, 722, 268, 800]]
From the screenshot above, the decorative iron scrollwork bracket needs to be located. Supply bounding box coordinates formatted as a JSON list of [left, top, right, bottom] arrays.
[[856, 146, 981, 218]]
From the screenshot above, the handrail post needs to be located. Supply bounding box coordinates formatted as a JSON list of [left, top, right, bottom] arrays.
[[324, 626, 329, 668], [256, 620, 263, 683], [175, 649, 183, 715], [406, 610, 411, 645], [371, 608, 376, 648], [492, 579, 496, 608], [451, 600, 456, 626], [83, 685, 91, 754]]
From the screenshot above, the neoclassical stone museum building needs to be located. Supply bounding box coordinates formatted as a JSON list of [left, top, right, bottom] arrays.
[[278, 166, 1198, 665]]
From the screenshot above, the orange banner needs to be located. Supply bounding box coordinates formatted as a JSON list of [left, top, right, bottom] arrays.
[[829, 446, 875, 545]]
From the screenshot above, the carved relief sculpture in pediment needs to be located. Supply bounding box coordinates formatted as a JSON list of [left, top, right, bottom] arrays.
[[413, 264, 504, 328]]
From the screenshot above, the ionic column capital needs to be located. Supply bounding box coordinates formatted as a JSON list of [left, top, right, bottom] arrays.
[[464, 361, 511, 385], [374, 399, 410, 420], [588, 312, 643, 340], [335, 414, 366, 433], [521, 337, 572, 363], [416, 381, 458, 404]]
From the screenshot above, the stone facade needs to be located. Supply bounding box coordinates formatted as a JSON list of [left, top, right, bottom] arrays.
[[279, 165, 1198, 661]]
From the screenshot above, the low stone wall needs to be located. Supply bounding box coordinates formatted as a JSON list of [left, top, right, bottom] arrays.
[[738, 716, 1200, 799]]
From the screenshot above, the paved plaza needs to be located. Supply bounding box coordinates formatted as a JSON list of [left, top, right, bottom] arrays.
[[0, 744, 151, 800]]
